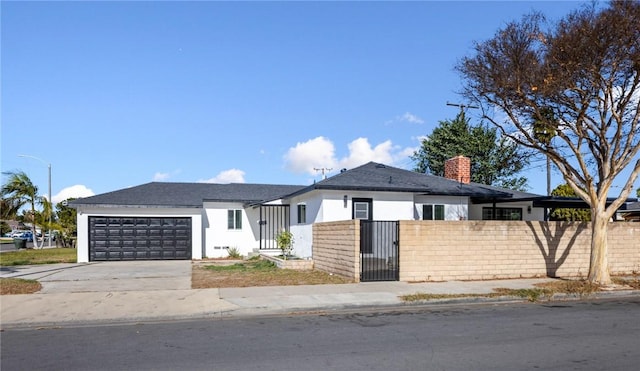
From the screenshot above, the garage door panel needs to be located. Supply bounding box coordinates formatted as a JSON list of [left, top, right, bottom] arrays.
[[89, 217, 192, 261], [134, 240, 149, 247], [94, 251, 107, 260]]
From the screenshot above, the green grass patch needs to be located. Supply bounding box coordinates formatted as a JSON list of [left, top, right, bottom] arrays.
[[193, 258, 352, 288], [203, 259, 276, 272], [0, 248, 77, 266]]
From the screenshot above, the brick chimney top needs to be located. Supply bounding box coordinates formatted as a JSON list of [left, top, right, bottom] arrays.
[[444, 155, 471, 184]]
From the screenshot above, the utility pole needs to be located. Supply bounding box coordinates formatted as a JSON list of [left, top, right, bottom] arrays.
[[314, 167, 332, 180], [446, 102, 479, 115]]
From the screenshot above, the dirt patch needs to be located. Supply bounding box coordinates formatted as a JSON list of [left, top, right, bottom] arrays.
[[0, 278, 42, 295], [192, 259, 352, 288]]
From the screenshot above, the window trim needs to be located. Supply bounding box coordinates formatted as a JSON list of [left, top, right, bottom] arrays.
[[352, 198, 373, 221], [297, 203, 307, 224], [227, 209, 243, 230], [423, 204, 445, 220]]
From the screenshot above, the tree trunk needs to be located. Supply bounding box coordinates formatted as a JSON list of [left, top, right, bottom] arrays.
[[587, 211, 611, 285]]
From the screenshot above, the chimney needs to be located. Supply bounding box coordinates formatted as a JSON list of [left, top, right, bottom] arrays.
[[444, 155, 471, 184]]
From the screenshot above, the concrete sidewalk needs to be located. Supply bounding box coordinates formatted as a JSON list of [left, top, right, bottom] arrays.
[[1, 262, 637, 329]]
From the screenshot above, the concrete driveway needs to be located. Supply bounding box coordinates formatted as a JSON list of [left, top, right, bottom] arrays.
[[0, 261, 192, 293]]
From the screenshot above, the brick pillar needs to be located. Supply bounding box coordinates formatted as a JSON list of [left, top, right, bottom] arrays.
[[444, 156, 471, 184]]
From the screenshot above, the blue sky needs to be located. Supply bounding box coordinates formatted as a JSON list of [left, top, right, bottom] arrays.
[[3, 0, 626, 204]]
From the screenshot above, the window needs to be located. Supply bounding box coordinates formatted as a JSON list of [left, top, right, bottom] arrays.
[[482, 207, 523, 221], [297, 204, 306, 224], [353, 202, 370, 220], [354, 202, 369, 219], [227, 209, 242, 230], [423, 204, 445, 220]]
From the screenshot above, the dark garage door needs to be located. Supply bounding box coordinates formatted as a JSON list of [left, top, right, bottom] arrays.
[[89, 217, 192, 261]]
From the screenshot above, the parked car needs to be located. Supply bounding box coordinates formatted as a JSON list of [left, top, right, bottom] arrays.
[[15, 231, 34, 242]]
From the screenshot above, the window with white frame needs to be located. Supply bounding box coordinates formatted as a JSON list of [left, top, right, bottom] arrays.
[[227, 209, 242, 230], [482, 207, 522, 221], [297, 203, 306, 224], [423, 204, 445, 220], [353, 200, 371, 220]]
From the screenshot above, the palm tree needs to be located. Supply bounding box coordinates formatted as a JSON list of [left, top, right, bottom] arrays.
[[1, 171, 45, 248], [1, 197, 22, 220]]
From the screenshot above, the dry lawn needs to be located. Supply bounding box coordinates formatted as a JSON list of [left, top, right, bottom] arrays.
[[0, 278, 42, 295], [192, 259, 352, 288], [402, 276, 640, 303]]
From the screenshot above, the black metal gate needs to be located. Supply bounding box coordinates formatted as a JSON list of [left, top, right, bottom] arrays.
[[360, 220, 399, 281], [259, 205, 290, 250]]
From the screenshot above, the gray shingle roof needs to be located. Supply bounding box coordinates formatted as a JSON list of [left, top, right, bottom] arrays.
[[70, 182, 306, 208], [286, 162, 540, 199], [70, 162, 542, 208]]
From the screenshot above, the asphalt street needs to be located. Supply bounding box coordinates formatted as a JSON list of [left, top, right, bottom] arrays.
[[2, 298, 639, 371]]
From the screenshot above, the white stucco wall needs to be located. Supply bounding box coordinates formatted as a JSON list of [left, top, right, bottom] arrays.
[[287, 190, 418, 257], [311, 190, 417, 221], [74, 206, 203, 263], [413, 195, 470, 220], [288, 193, 322, 258], [203, 202, 261, 258]]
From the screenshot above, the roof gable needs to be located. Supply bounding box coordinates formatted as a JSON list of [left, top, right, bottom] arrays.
[[284, 162, 537, 199]]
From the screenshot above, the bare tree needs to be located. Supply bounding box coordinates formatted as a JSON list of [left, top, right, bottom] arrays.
[[457, 1, 640, 284]]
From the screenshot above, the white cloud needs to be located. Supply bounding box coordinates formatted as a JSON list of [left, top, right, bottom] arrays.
[[52, 185, 95, 204], [401, 112, 425, 124], [152, 169, 181, 182], [386, 112, 425, 125], [283, 136, 336, 174], [283, 136, 416, 176], [339, 138, 394, 169], [199, 169, 246, 184], [153, 172, 170, 181]]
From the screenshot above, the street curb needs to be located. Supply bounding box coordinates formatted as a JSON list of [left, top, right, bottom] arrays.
[[2, 290, 637, 330]]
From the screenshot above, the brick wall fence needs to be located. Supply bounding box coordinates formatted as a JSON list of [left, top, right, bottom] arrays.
[[313, 220, 640, 282], [313, 220, 360, 281]]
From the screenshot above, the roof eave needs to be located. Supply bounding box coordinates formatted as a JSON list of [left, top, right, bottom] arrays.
[[70, 203, 202, 209]]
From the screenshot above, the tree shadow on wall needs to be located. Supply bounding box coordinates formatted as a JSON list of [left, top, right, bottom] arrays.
[[525, 221, 588, 278]]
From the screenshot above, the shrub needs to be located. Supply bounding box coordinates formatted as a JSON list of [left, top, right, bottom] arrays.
[[227, 247, 242, 259], [275, 230, 294, 260]]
